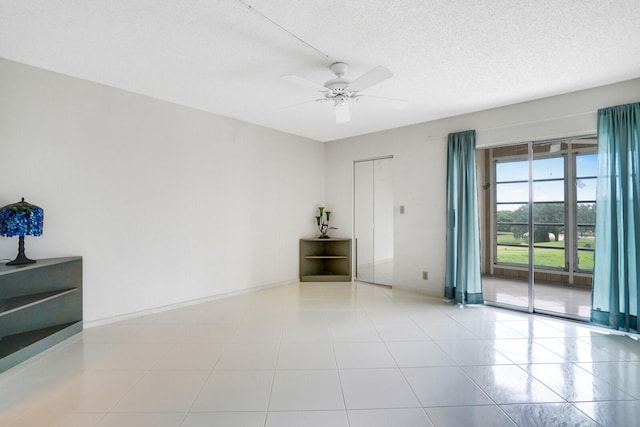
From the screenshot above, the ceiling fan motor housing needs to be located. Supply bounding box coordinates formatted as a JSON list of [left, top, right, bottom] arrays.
[[324, 78, 351, 91], [324, 62, 354, 98], [330, 62, 349, 77]]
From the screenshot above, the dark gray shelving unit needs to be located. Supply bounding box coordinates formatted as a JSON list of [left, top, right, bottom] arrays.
[[300, 238, 352, 282], [0, 257, 82, 372]]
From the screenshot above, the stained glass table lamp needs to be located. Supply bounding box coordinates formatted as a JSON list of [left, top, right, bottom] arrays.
[[0, 198, 44, 265]]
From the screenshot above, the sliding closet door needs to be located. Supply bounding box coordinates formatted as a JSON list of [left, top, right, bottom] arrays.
[[372, 158, 394, 285], [354, 157, 394, 286], [354, 161, 375, 283]]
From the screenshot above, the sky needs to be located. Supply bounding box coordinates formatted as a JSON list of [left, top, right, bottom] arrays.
[[496, 153, 597, 209]]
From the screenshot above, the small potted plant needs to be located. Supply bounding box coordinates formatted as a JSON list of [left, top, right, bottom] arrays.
[[315, 207, 337, 238]]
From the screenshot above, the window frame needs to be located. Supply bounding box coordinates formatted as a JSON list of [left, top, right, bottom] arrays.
[[573, 149, 597, 273]]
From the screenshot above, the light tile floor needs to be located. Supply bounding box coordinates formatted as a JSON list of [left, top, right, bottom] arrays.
[[1, 282, 639, 427]]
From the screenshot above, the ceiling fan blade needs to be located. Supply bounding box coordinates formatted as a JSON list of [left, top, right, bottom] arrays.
[[358, 94, 408, 110], [281, 74, 327, 91], [334, 102, 350, 123], [278, 98, 327, 110], [348, 66, 393, 92]]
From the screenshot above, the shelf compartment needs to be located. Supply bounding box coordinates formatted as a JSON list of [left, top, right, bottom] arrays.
[[0, 289, 78, 317], [301, 274, 352, 282], [0, 322, 78, 358], [304, 256, 347, 259], [0, 321, 82, 372], [300, 238, 352, 282]]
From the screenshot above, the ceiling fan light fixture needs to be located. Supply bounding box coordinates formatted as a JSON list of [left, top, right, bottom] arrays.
[[334, 95, 350, 123]]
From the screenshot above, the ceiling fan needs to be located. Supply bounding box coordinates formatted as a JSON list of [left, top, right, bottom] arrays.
[[282, 62, 406, 124]]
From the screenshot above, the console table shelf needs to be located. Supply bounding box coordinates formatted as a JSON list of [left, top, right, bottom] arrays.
[[0, 322, 79, 359], [300, 238, 352, 282], [0, 288, 78, 316], [304, 256, 348, 259], [0, 257, 82, 372]]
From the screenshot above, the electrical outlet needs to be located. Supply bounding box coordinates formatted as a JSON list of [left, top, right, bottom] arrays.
[[422, 271, 428, 280]]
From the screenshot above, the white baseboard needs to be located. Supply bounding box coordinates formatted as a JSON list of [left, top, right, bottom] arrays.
[[84, 279, 296, 328], [391, 283, 445, 300]]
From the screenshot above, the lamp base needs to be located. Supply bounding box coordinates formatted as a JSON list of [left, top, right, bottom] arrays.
[[7, 255, 36, 266], [6, 236, 37, 266]]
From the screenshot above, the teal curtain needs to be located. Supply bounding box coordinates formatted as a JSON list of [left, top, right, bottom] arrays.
[[591, 102, 640, 332], [445, 130, 483, 304]]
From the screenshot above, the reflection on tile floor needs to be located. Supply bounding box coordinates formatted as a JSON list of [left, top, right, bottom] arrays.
[[1, 281, 638, 426], [483, 275, 592, 318], [355, 260, 394, 287]]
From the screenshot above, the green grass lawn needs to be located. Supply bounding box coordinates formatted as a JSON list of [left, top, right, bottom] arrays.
[[577, 251, 594, 271], [496, 234, 594, 270]]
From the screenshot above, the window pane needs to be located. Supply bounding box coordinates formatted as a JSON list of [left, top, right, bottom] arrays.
[[496, 204, 528, 224], [533, 157, 564, 180], [576, 153, 597, 177], [533, 202, 565, 225], [576, 204, 596, 225], [496, 204, 528, 260], [533, 180, 564, 202], [497, 231, 529, 245], [575, 151, 597, 274], [496, 182, 528, 203], [496, 244, 528, 265], [496, 160, 528, 182], [532, 224, 564, 247], [576, 177, 596, 201], [534, 247, 565, 268], [577, 226, 595, 248], [577, 249, 594, 271]]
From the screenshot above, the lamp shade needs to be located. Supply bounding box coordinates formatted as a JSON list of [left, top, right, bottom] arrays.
[[0, 198, 43, 265], [0, 198, 43, 237]]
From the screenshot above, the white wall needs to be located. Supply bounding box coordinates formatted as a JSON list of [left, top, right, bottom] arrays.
[[2, 57, 638, 317], [0, 59, 324, 322], [325, 78, 640, 297]]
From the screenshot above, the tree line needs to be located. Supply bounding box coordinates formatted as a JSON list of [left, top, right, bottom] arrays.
[[497, 203, 596, 243]]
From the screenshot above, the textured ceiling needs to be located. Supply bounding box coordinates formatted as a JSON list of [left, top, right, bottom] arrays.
[[1, 0, 639, 142]]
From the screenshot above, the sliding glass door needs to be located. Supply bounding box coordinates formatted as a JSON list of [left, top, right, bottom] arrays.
[[484, 138, 595, 319], [490, 143, 531, 309], [531, 143, 569, 316]]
